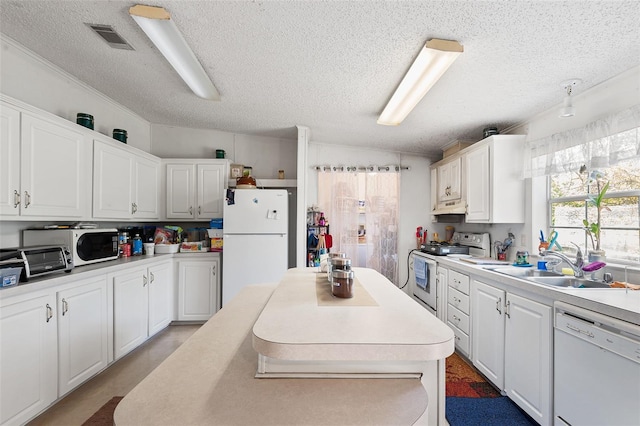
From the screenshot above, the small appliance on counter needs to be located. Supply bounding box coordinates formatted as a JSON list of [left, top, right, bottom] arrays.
[[23, 228, 118, 266], [0, 246, 73, 282], [419, 232, 493, 258], [421, 241, 470, 256]]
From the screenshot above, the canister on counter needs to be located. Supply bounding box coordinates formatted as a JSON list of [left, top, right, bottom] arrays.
[[329, 257, 351, 283], [326, 252, 347, 280], [332, 269, 354, 298]]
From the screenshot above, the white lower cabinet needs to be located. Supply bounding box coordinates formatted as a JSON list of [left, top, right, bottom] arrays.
[[0, 259, 174, 426], [446, 269, 471, 357], [177, 258, 219, 321], [472, 279, 552, 425], [0, 293, 57, 426], [112, 266, 149, 360], [112, 261, 173, 360], [148, 262, 173, 336], [57, 276, 108, 396]]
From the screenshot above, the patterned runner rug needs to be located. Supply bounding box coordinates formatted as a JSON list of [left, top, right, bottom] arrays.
[[446, 352, 501, 398]]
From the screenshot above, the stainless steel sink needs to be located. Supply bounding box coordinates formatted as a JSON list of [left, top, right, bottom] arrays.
[[489, 267, 612, 289], [527, 276, 611, 289], [489, 267, 562, 278]]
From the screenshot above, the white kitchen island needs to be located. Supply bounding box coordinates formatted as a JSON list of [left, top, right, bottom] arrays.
[[114, 267, 454, 425]]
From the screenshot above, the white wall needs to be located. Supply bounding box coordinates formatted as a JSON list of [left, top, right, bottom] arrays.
[[306, 142, 431, 291], [150, 124, 297, 179], [0, 35, 151, 152]]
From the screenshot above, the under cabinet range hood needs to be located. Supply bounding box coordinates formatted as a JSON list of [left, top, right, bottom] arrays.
[[432, 199, 466, 216]]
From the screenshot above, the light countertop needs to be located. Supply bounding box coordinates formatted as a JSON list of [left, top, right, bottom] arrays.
[[0, 251, 220, 300], [253, 267, 454, 361], [114, 283, 429, 425], [436, 256, 640, 326]]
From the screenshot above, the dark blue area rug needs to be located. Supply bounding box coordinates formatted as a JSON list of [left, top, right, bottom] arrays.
[[446, 396, 538, 425]]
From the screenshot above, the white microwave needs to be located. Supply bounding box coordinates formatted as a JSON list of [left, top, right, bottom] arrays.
[[23, 228, 119, 266]]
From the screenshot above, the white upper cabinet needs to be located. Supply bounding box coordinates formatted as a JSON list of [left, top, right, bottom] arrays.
[[430, 168, 437, 213], [197, 164, 224, 218], [437, 156, 462, 203], [465, 144, 491, 221], [465, 135, 525, 223], [0, 103, 21, 216], [1, 101, 90, 220], [93, 138, 160, 220], [165, 160, 227, 220], [133, 155, 161, 219]]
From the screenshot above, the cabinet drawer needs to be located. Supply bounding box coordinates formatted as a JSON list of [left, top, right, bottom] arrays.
[[448, 321, 470, 356], [448, 287, 470, 314], [447, 303, 470, 334], [449, 270, 470, 295]]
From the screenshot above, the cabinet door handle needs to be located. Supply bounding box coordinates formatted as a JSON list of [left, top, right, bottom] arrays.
[[24, 191, 31, 208], [150, 272, 154, 283], [506, 300, 511, 318], [132, 203, 138, 214], [198, 206, 202, 215], [496, 297, 502, 314], [143, 275, 148, 287], [453, 314, 460, 322], [13, 190, 20, 208], [46, 303, 53, 322], [62, 298, 68, 316], [212, 264, 216, 275], [189, 206, 193, 215]]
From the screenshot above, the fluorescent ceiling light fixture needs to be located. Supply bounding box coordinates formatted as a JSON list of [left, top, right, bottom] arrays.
[[130, 4, 220, 101], [377, 38, 463, 126]]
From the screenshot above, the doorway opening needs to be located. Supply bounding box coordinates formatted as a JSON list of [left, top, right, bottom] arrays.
[[318, 171, 399, 284]]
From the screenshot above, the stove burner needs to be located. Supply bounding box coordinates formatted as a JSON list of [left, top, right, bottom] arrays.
[[421, 243, 469, 256]]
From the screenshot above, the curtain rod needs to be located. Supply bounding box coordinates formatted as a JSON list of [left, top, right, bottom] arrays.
[[312, 165, 410, 172]]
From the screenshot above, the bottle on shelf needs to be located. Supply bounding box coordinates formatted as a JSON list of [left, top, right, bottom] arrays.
[[318, 212, 326, 226]]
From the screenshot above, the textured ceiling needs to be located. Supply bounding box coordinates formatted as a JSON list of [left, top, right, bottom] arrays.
[[1, 1, 639, 159]]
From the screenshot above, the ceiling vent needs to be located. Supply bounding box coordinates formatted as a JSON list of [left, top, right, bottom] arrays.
[[86, 23, 134, 50]]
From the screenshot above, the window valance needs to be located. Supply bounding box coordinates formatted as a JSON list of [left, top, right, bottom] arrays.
[[523, 104, 640, 177]]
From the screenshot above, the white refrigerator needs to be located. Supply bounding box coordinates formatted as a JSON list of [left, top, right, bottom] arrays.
[[222, 189, 288, 306]]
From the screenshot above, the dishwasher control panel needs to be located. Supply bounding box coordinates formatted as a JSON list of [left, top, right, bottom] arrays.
[[555, 302, 640, 363]]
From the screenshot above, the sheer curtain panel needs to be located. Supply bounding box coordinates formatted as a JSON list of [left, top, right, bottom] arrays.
[[523, 104, 640, 177], [317, 170, 400, 284]]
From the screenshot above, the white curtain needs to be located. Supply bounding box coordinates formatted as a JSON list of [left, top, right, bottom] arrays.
[[317, 170, 400, 284], [523, 104, 640, 177]]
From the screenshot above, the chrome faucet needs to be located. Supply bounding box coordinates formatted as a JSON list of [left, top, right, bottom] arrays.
[[539, 243, 584, 278]]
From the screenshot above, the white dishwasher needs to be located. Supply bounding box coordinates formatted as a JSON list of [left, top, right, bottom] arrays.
[[554, 301, 640, 426]]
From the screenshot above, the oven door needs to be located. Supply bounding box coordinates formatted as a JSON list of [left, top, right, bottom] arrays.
[[411, 252, 437, 314]]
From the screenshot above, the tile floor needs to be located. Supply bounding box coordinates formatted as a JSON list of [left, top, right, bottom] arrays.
[[28, 324, 201, 426]]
